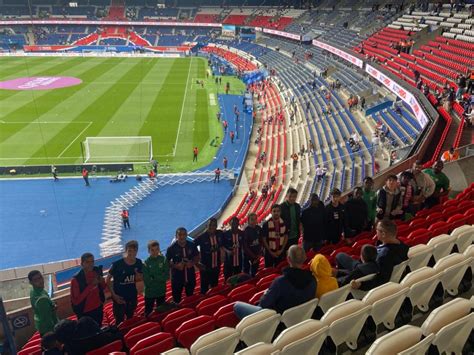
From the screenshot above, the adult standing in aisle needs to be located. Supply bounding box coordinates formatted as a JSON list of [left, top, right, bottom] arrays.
[[166, 228, 199, 303], [82, 168, 90, 186], [194, 218, 223, 294]]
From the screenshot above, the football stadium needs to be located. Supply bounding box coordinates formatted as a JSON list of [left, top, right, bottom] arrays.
[[0, 0, 473, 353]]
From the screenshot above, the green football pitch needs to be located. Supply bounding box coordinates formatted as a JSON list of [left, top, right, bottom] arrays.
[[0, 56, 245, 172]]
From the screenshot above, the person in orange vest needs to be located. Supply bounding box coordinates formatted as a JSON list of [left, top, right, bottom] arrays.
[[223, 156, 228, 169], [193, 147, 198, 162], [121, 209, 130, 229], [230, 131, 235, 144], [214, 167, 221, 183], [82, 168, 90, 186], [441, 147, 459, 162]]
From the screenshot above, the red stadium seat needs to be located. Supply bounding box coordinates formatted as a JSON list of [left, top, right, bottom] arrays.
[[407, 229, 433, 245], [196, 295, 229, 316], [458, 200, 474, 210], [206, 284, 232, 297], [129, 332, 174, 355], [276, 259, 289, 271], [214, 302, 239, 328], [162, 308, 196, 336], [442, 199, 459, 208], [124, 322, 161, 349], [409, 218, 430, 230], [465, 208, 474, 224], [397, 224, 411, 238], [426, 212, 444, 223], [117, 316, 146, 335], [446, 214, 469, 232], [228, 284, 257, 303], [146, 307, 176, 323], [415, 208, 432, 218], [255, 267, 279, 280], [85, 340, 123, 355], [176, 315, 215, 349], [442, 206, 461, 219], [255, 273, 279, 291], [249, 289, 267, 305], [179, 294, 205, 309], [133, 339, 175, 355], [428, 221, 450, 237]]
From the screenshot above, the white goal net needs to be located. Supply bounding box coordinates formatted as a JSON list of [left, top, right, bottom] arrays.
[[83, 136, 153, 163]]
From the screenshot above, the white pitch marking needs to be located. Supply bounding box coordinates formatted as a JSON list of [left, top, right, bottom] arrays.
[[57, 121, 93, 158], [173, 57, 193, 156]]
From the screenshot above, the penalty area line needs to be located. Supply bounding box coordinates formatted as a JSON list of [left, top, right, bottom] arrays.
[[57, 122, 93, 158]]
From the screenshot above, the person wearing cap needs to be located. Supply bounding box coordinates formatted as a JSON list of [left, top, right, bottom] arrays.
[[324, 188, 345, 244], [301, 193, 325, 252]]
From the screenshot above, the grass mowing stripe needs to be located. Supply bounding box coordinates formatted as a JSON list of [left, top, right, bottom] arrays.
[[0, 57, 57, 77], [192, 88, 209, 151], [0, 58, 112, 120], [97, 59, 174, 138], [28, 58, 157, 163], [0, 58, 122, 147], [0, 57, 89, 102], [136, 59, 189, 156]]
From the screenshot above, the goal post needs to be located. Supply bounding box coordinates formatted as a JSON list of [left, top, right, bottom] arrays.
[[82, 136, 153, 164]]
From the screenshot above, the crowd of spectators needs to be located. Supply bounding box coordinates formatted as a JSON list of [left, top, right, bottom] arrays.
[[27, 157, 453, 353]]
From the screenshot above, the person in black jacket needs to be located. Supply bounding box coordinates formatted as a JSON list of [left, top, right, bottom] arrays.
[[300, 193, 325, 251], [279, 187, 301, 248], [336, 244, 379, 286], [351, 219, 408, 291], [324, 188, 345, 244], [54, 317, 123, 355], [344, 187, 368, 240], [233, 245, 316, 319], [194, 218, 224, 294]]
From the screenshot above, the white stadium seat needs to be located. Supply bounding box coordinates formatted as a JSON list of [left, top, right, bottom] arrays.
[[427, 234, 456, 263], [234, 342, 275, 355], [451, 225, 474, 253], [421, 298, 473, 354], [362, 282, 409, 331], [350, 273, 377, 300], [236, 309, 281, 346], [272, 319, 328, 355], [431, 312, 474, 355], [317, 284, 351, 314], [161, 348, 190, 355], [389, 259, 409, 283], [401, 267, 442, 313], [434, 253, 472, 296], [321, 299, 372, 351], [280, 298, 318, 328], [190, 327, 239, 355], [367, 325, 434, 355], [407, 244, 433, 271]]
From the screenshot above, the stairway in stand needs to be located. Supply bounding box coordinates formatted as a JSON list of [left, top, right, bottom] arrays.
[[106, 0, 125, 20]]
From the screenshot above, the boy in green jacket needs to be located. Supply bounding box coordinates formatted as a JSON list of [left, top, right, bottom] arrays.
[[28, 270, 58, 336], [143, 240, 169, 316]]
